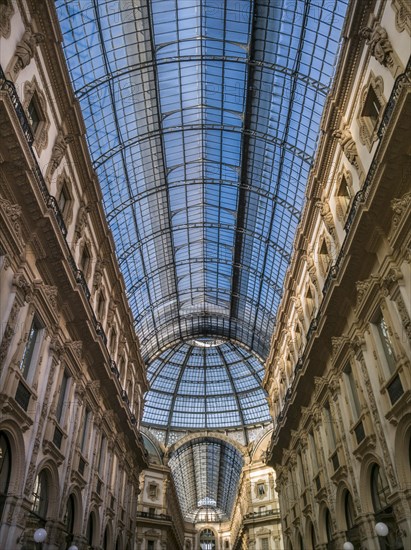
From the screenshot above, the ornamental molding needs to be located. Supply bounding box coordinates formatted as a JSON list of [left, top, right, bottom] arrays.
[[0, 197, 23, 244], [7, 27, 44, 80], [392, 0, 411, 35], [0, 0, 14, 38], [46, 130, 74, 181], [360, 19, 403, 77], [23, 76, 50, 153]]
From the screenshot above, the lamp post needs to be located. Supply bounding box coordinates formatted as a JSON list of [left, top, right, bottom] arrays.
[[33, 528, 47, 549]]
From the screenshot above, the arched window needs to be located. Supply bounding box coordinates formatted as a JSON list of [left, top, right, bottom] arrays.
[[0, 432, 11, 520], [115, 535, 122, 550], [32, 470, 48, 519], [103, 526, 109, 550], [325, 508, 333, 543], [86, 513, 94, 546], [344, 490, 356, 529], [199, 528, 216, 550], [65, 494, 75, 537], [370, 463, 390, 513], [309, 521, 316, 549]]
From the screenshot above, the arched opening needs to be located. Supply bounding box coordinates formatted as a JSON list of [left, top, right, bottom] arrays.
[[343, 489, 360, 547], [64, 494, 75, 544], [0, 432, 11, 520], [86, 513, 95, 547], [309, 521, 316, 550], [370, 463, 403, 549], [103, 525, 109, 550], [115, 534, 122, 550], [325, 507, 334, 544], [199, 528, 216, 550], [32, 470, 49, 520], [298, 531, 304, 550]]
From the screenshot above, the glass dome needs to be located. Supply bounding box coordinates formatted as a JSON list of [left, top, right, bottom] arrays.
[[142, 340, 271, 430]]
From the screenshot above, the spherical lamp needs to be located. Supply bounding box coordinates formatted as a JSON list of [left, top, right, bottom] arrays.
[[343, 542, 354, 550], [33, 528, 47, 543], [68, 545, 79, 550], [375, 522, 389, 537]]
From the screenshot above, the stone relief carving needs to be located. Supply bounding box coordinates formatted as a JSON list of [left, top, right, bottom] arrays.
[[0, 198, 23, 243], [392, 0, 411, 34], [73, 202, 90, 244], [47, 131, 74, 180], [0, 0, 14, 38], [316, 198, 336, 239], [333, 126, 361, 173], [8, 27, 44, 78], [360, 20, 402, 76]]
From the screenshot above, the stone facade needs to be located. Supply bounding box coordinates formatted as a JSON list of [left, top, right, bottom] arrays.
[[264, 1, 411, 549], [0, 1, 148, 549]]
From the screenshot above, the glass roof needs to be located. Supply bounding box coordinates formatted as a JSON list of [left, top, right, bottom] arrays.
[[168, 437, 244, 522], [55, 0, 348, 364], [142, 340, 271, 430]]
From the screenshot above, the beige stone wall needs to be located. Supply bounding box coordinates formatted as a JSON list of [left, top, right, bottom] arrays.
[[0, 1, 148, 549], [264, 0, 411, 549]]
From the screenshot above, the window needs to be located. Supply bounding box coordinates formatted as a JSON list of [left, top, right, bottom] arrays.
[[32, 470, 48, 519], [261, 538, 269, 550], [336, 173, 352, 220], [370, 463, 390, 513], [343, 362, 361, 420], [86, 513, 94, 545], [309, 431, 318, 471], [148, 483, 158, 498], [324, 402, 336, 451], [80, 244, 91, 277], [147, 541, 155, 550], [257, 482, 266, 496], [0, 433, 11, 521], [55, 369, 70, 424], [199, 529, 215, 550], [319, 239, 331, 276], [27, 95, 41, 134], [344, 490, 356, 530], [148, 507, 155, 516], [65, 494, 75, 536], [97, 291, 106, 319], [98, 435, 107, 476], [80, 407, 91, 454], [374, 310, 396, 374], [325, 508, 333, 542], [20, 315, 43, 379], [358, 75, 385, 150]]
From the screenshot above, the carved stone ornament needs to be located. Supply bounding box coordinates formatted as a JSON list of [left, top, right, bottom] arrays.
[[23, 77, 50, 152], [43, 284, 58, 311], [316, 198, 336, 238], [0, 197, 22, 243], [331, 335, 346, 358], [9, 27, 44, 78], [93, 256, 106, 289], [74, 202, 90, 244], [0, 0, 14, 39], [355, 278, 373, 312], [333, 126, 361, 172], [360, 21, 394, 67], [334, 168, 354, 222], [390, 191, 411, 229], [392, 0, 411, 35], [12, 272, 32, 302], [47, 131, 74, 180], [70, 340, 83, 359]]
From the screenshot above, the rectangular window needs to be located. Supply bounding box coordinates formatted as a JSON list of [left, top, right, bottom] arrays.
[[20, 315, 43, 379], [80, 408, 90, 454], [55, 369, 69, 423], [58, 187, 68, 215], [343, 362, 361, 420], [147, 541, 155, 550], [261, 538, 269, 550], [27, 97, 40, 133], [98, 435, 107, 476], [324, 402, 336, 451], [309, 431, 318, 471]]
